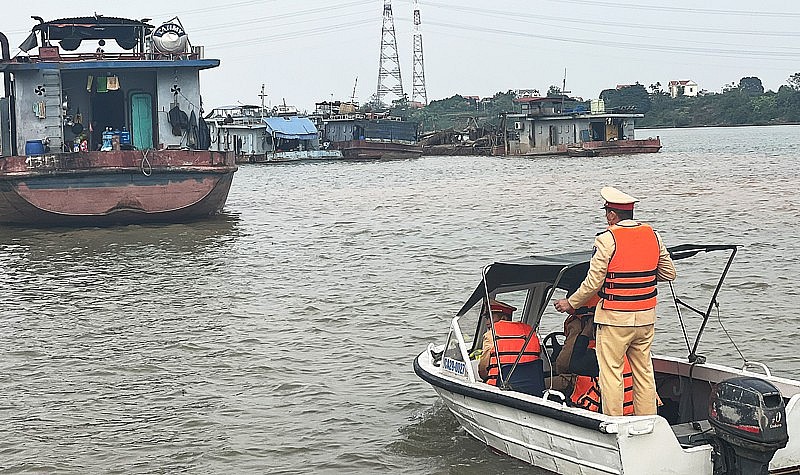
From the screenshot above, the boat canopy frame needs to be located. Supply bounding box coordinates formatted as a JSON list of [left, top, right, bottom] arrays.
[[461, 244, 739, 379]]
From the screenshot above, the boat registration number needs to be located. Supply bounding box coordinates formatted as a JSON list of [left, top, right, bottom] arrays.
[[442, 357, 466, 376]]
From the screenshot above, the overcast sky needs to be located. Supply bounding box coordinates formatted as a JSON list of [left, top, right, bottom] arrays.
[[1, 0, 798, 112]]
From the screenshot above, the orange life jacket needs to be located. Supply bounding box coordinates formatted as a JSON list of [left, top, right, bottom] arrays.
[[570, 340, 634, 415], [599, 224, 660, 311], [486, 320, 541, 387]]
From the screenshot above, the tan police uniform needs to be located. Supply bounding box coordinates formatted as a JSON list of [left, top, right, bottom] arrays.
[[566, 187, 676, 416]]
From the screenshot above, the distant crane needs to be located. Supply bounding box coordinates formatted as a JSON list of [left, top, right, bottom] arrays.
[[376, 0, 404, 105], [350, 76, 358, 106], [411, 0, 428, 106]]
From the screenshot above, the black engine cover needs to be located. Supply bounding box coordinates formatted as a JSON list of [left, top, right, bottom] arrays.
[[708, 376, 788, 474]]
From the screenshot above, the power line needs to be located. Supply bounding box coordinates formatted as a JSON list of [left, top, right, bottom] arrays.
[[206, 17, 370, 49], [194, 0, 375, 34], [396, 9, 800, 55], [541, 0, 800, 18], [420, 19, 800, 61], [421, 1, 800, 39], [151, 0, 280, 18]]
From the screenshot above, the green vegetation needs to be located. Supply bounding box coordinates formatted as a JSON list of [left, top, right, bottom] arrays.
[[636, 74, 800, 127], [569, 73, 800, 128], [374, 73, 800, 132]]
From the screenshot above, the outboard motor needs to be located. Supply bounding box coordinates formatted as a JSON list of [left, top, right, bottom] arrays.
[[708, 376, 788, 475]]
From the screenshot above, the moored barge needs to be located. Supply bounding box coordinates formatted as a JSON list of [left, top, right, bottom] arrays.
[[0, 15, 236, 226]]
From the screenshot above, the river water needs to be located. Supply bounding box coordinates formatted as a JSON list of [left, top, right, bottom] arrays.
[[1, 125, 799, 474]]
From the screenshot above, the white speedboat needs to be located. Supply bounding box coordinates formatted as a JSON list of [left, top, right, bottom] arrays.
[[414, 244, 800, 474]]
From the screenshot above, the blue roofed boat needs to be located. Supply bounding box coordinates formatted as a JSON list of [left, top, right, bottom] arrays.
[[205, 104, 342, 163]]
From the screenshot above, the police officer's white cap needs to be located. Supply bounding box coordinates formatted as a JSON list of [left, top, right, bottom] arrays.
[[601, 186, 639, 211]]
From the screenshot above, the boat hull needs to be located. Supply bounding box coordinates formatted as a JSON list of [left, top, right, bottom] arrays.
[[330, 140, 422, 160], [416, 350, 800, 474], [242, 150, 344, 164], [421, 144, 495, 156], [0, 150, 237, 226], [568, 138, 662, 157]]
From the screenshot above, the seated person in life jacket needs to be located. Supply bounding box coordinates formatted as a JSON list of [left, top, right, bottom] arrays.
[[477, 299, 545, 397], [555, 295, 601, 377], [556, 294, 635, 415]]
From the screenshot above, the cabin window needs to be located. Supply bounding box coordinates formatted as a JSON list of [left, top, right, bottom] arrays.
[[493, 290, 529, 325], [470, 288, 536, 353]]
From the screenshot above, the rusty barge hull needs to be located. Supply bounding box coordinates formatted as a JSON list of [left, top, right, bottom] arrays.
[[567, 138, 662, 157], [0, 150, 236, 226], [331, 140, 422, 160]]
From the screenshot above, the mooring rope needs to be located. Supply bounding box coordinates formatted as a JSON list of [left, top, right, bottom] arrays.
[[140, 150, 152, 177]]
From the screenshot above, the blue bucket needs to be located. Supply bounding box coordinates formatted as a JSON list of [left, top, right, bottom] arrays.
[[25, 140, 45, 156]]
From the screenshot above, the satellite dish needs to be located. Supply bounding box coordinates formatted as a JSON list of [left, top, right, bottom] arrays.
[[151, 22, 188, 54]]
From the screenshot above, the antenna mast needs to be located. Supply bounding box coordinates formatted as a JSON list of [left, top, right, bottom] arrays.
[[411, 0, 428, 106], [351, 76, 358, 105], [258, 84, 268, 117], [376, 0, 404, 106], [561, 68, 571, 112]]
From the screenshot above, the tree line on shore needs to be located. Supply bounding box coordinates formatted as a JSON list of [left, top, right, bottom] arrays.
[[383, 73, 800, 133]]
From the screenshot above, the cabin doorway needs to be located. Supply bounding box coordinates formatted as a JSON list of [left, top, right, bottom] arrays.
[[131, 92, 154, 150], [90, 89, 124, 150], [605, 123, 619, 140], [590, 122, 605, 141]]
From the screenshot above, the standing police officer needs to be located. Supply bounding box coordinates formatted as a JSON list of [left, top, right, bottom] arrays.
[[554, 186, 675, 416]]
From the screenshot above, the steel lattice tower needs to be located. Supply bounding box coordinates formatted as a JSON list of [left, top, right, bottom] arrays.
[[411, 0, 428, 105], [376, 0, 405, 105]]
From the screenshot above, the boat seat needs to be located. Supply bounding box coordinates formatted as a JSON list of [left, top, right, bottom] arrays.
[[500, 360, 545, 397], [671, 420, 713, 448]]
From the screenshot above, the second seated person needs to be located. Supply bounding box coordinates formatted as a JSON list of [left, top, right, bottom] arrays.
[[557, 293, 635, 415]]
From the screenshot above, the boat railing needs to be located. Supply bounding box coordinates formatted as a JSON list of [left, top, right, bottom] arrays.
[[23, 51, 202, 63], [362, 138, 418, 145]]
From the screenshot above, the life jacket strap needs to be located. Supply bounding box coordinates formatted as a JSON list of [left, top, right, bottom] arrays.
[[599, 289, 658, 302], [603, 277, 657, 289], [607, 269, 657, 279]]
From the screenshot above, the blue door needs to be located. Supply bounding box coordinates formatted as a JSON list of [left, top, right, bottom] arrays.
[[131, 93, 153, 150]]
